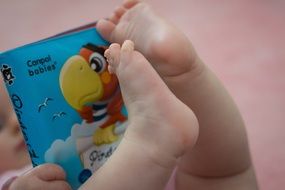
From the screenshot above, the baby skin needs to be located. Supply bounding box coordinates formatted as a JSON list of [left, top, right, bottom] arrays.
[[81, 0, 258, 190], [81, 40, 199, 190], [6, 0, 258, 190]]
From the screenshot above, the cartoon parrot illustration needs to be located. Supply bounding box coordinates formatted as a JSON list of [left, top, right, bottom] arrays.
[[59, 43, 127, 146]]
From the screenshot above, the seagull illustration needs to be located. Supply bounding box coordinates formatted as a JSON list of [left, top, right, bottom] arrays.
[[52, 112, 67, 121], [38, 98, 53, 112]]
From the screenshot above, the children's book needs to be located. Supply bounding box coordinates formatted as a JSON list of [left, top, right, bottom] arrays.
[[0, 22, 128, 189]]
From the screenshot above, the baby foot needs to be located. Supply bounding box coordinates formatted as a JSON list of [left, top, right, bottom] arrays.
[[104, 40, 198, 165], [97, 0, 202, 79]]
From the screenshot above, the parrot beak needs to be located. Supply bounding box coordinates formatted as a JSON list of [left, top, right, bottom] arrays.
[[60, 55, 104, 111]]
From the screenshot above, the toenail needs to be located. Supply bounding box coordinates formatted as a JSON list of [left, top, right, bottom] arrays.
[[110, 43, 120, 49]]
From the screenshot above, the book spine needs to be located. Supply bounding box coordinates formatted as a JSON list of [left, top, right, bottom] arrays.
[[10, 93, 39, 166], [1, 62, 40, 167]]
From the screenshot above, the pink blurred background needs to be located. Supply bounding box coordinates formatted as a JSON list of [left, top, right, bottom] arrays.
[[0, 0, 284, 189]]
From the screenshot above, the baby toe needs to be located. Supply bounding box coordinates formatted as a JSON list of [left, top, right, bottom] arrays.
[[96, 19, 116, 42], [109, 13, 120, 24], [123, 0, 141, 9], [107, 43, 121, 72], [114, 6, 127, 19]]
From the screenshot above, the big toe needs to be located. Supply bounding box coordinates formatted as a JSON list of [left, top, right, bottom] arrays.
[[123, 0, 141, 9], [106, 40, 135, 76], [97, 19, 116, 42]]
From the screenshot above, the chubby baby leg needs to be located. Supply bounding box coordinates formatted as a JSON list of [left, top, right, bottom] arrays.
[[80, 40, 198, 190]]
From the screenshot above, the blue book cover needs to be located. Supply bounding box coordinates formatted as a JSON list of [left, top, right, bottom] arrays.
[[0, 26, 128, 189]]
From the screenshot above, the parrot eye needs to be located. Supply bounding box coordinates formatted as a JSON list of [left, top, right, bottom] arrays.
[[89, 52, 107, 73]]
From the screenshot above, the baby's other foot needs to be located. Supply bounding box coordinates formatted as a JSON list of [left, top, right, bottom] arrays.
[[97, 0, 202, 78], [104, 40, 199, 166]]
